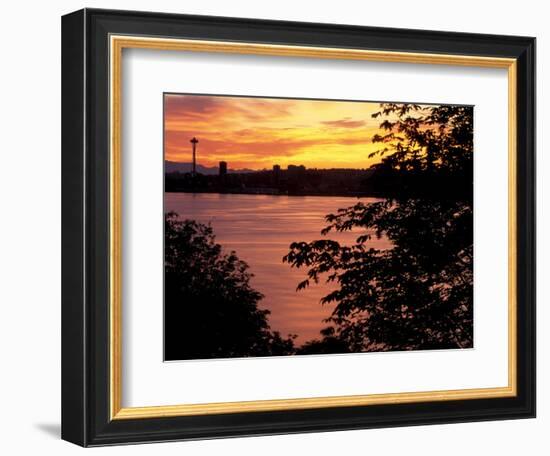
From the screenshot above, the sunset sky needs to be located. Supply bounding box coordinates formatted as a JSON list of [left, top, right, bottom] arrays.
[[164, 93, 393, 170]]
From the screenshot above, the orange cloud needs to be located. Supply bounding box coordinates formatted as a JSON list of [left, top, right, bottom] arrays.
[[164, 94, 388, 170], [320, 118, 367, 128]]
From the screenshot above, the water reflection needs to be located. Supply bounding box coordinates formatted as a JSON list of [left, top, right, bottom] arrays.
[[165, 193, 390, 343]]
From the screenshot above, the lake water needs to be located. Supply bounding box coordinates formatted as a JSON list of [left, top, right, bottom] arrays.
[[165, 193, 390, 343]]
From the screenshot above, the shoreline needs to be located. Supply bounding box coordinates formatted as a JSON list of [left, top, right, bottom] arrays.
[[165, 189, 385, 198]]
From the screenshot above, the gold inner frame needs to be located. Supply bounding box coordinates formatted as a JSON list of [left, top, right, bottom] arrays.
[[109, 35, 518, 420]]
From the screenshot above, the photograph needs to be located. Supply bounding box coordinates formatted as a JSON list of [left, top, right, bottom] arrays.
[[163, 94, 474, 361]]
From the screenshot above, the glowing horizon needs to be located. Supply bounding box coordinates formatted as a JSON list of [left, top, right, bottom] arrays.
[[164, 94, 395, 171]]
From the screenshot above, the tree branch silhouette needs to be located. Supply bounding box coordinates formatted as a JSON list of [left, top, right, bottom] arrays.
[[284, 103, 474, 353]]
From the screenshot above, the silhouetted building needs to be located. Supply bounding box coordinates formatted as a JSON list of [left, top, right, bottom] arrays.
[[287, 164, 306, 173], [190, 137, 199, 175], [287, 164, 306, 182], [272, 164, 281, 184], [219, 161, 228, 176], [286, 165, 306, 178]]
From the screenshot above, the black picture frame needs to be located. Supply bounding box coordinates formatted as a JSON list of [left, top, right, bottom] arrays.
[[62, 8, 535, 447]]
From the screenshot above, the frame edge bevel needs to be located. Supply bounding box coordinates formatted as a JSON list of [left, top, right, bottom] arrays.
[[61, 8, 88, 447]]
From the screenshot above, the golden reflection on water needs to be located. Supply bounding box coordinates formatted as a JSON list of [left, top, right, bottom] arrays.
[[165, 193, 391, 343]]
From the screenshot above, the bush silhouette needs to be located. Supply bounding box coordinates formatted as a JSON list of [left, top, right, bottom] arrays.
[[165, 212, 295, 360]]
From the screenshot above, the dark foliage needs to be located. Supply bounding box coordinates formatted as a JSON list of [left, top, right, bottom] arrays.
[[284, 103, 474, 352], [295, 327, 352, 355], [165, 212, 295, 360]]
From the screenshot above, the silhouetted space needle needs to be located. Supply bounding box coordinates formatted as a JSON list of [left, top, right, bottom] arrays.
[[190, 137, 199, 175]]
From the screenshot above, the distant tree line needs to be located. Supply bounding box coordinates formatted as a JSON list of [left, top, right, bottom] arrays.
[[165, 167, 375, 197]]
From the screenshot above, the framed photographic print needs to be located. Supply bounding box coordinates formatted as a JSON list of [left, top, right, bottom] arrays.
[[61, 8, 536, 447]]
